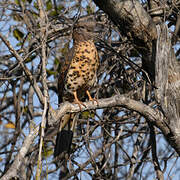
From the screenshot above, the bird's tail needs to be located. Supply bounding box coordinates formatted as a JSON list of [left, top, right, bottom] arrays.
[[54, 130, 73, 157], [54, 114, 75, 157]]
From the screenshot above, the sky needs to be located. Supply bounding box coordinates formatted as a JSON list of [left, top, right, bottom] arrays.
[[0, 0, 180, 179]]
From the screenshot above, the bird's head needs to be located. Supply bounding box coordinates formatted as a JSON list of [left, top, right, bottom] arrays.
[[72, 20, 103, 42]]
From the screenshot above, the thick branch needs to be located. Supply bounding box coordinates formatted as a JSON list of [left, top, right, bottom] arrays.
[[2, 95, 180, 179], [155, 24, 180, 154], [93, 0, 157, 46], [93, 0, 157, 79], [49, 95, 180, 155], [1, 126, 39, 180]]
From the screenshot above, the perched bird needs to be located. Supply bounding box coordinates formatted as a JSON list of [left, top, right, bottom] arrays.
[[54, 20, 100, 157]]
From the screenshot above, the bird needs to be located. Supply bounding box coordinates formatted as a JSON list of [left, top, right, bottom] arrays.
[[54, 20, 100, 157]]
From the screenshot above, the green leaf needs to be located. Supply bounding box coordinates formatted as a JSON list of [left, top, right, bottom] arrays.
[[46, 69, 57, 76], [57, 5, 64, 11], [23, 106, 29, 113], [25, 55, 36, 63], [33, 1, 38, 10], [86, 5, 94, 15], [42, 148, 53, 157], [81, 111, 95, 119], [49, 10, 58, 17], [54, 57, 59, 65], [46, 0, 52, 11], [13, 29, 24, 41], [12, 14, 23, 22], [60, 42, 69, 56], [14, 0, 20, 5], [16, 42, 23, 47], [14, 0, 25, 5]]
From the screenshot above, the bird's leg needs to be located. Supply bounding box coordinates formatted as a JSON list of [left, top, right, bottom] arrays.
[[73, 91, 86, 110], [86, 90, 98, 105]]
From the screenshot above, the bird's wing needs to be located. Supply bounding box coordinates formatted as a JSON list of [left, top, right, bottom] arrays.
[[55, 47, 75, 157], [58, 47, 74, 104]]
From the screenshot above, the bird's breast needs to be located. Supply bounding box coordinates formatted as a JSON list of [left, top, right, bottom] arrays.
[[64, 40, 99, 94]]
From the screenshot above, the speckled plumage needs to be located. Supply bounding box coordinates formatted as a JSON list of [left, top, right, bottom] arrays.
[[65, 40, 99, 94], [55, 21, 99, 157], [59, 21, 99, 106]]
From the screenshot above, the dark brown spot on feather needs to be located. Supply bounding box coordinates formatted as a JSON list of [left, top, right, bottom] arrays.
[[84, 60, 90, 64], [66, 84, 70, 88], [75, 57, 80, 62], [73, 71, 79, 75], [83, 77, 88, 81], [70, 77, 74, 81], [70, 66, 76, 69], [85, 49, 90, 53], [80, 55, 86, 59], [69, 74, 74, 77]]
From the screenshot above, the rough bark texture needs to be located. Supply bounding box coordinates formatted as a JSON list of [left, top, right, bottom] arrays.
[[155, 24, 180, 153], [93, 0, 180, 155], [1, 0, 180, 179], [93, 0, 157, 79]]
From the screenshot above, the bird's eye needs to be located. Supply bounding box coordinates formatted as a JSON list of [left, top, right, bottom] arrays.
[[79, 26, 85, 29]]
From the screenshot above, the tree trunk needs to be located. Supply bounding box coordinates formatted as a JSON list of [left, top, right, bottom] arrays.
[[93, 0, 157, 79], [93, 0, 180, 155], [155, 24, 180, 154]]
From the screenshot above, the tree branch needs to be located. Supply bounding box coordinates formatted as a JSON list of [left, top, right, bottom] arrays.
[[0, 33, 45, 106], [36, 0, 49, 178], [49, 94, 180, 155], [1, 126, 39, 180], [2, 94, 180, 179], [93, 0, 157, 78]]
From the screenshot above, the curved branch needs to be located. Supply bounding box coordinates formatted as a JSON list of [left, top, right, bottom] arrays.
[[1, 126, 39, 180], [93, 0, 157, 79], [50, 94, 180, 155], [2, 95, 179, 179]]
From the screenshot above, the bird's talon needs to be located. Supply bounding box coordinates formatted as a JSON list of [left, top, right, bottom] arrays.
[[86, 90, 98, 105], [73, 91, 86, 110], [92, 98, 99, 106], [74, 100, 86, 110]]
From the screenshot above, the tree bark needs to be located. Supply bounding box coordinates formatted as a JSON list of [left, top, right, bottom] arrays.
[[93, 0, 180, 155], [93, 0, 157, 79], [155, 24, 180, 154]]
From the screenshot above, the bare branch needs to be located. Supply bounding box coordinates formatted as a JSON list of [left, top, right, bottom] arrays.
[[50, 94, 180, 155], [1, 126, 39, 180], [36, 0, 49, 178], [0, 33, 45, 106]]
